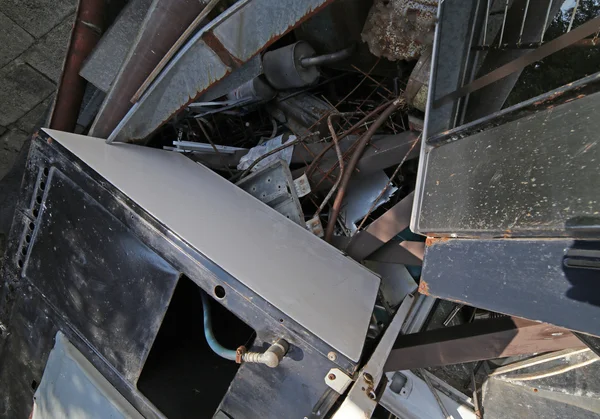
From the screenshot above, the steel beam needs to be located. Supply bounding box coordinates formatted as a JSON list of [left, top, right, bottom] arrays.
[[384, 317, 586, 372], [108, 0, 337, 143]]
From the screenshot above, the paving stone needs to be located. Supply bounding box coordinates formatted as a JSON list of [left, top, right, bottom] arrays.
[[0, 11, 34, 68], [0, 129, 28, 179], [23, 15, 73, 83], [0, 60, 55, 126], [15, 94, 53, 134], [0, 0, 77, 38]]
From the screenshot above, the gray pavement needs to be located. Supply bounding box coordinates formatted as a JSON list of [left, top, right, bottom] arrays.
[[0, 0, 75, 179]]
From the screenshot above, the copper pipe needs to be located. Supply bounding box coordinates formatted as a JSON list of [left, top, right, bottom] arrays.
[[50, 0, 104, 131], [324, 98, 404, 242], [313, 114, 347, 217], [305, 100, 392, 178]]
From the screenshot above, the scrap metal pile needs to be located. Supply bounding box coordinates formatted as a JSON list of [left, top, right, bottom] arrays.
[[78, 0, 436, 295], [3, 0, 600, 418]]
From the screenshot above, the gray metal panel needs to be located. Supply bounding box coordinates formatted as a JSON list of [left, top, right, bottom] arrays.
[[80, 0, 152, 92], [212, 0, 330, 61], [44, 129, 380, 362], [33, 332, 143, 419], [414, 91, 600, 237], [421, 238, 600, 337]]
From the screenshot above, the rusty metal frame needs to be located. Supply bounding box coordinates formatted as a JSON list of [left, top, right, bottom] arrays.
[[107, 0, 338, 144]]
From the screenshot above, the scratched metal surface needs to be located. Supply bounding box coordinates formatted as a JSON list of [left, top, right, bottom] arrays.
[[421, 238, 600, 337], [415, 90, 600, 237]]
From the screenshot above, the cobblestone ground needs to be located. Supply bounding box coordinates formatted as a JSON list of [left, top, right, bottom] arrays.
[[0, 0, 76, 179]]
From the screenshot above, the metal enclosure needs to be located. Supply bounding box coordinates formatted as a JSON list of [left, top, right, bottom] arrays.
[[0, 130, 379, 418], [411, 0, 600, 337]]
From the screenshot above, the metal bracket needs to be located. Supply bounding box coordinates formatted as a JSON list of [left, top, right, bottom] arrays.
[[325, 368, 353, 395]]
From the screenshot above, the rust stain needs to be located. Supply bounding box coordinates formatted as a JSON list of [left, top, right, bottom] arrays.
[[202, 32, 243, 68], [425, 236, 450, 246], [533, 90, 564, 106], [418, 279, 430, 295]]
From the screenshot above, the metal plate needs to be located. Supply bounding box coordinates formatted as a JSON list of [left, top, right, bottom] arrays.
[[32, 332, 143, 419], [236, 159, 304, 226], [0, 134, 353, 418], [44, 129, 380, 362], [24, 168, 179, 383], [414, 89, 600, 237], [421, 238, 600, 338]]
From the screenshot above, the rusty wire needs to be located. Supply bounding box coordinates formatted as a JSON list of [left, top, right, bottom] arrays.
[[313, 114, 349, 218], [305, 100, 392, 180], [324, 97, 405, 242]]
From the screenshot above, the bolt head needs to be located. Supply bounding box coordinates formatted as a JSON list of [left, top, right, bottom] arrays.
[[328, 373, 336, 380], [327, 351, 337, 361], [363, 372, 374, 385]]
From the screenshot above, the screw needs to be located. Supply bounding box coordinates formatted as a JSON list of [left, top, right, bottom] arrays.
[[363, 372, 374, 385], [328, 351, 337, 361], [328, 373, 336, 380]]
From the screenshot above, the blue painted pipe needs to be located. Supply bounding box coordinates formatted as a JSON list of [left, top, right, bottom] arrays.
[[201, 291, 237, 361]]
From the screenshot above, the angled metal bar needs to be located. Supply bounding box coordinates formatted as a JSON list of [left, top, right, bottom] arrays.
[[332, 294, 415, 419], [384, 317, 586, 372], [342, 192, 414, 262], [108, 0, 337, 144]]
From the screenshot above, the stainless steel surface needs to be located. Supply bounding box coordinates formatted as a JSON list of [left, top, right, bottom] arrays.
[[90, 0, 210, 139], [341, 171, 397, 234], [108, 0, 336, 144], [45, 129, 379, 362], [364, 262, 416, 309]]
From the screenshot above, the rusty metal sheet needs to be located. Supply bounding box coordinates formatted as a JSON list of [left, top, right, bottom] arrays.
[[108, 0, 337, 144], [361, 0, 437, 61]]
